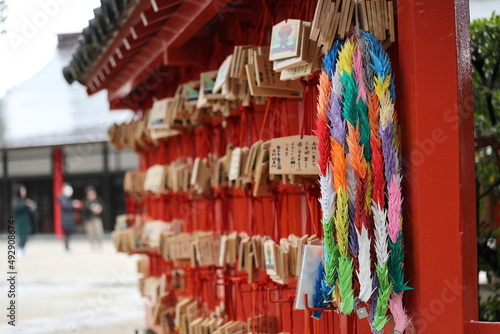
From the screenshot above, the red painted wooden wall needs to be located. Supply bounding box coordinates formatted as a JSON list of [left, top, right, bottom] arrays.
[[104, 0, 500, 332]]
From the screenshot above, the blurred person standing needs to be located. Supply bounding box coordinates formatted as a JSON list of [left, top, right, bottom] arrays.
[[83, 186, 104, 250], [12, 184, 36, 257], [59, 183, 81, 252]]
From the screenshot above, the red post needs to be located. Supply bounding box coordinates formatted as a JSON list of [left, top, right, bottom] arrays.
[[53, 147, 64, 237], [396, 0, 477, 332]]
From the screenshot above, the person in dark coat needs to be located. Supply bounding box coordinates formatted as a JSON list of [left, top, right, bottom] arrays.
[[59, 183, 80, 252], [82, 186, 104, 250], [12, 184, 35, 257]]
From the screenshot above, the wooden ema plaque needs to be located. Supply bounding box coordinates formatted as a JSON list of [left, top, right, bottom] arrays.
[[269, 135, 319, 175]]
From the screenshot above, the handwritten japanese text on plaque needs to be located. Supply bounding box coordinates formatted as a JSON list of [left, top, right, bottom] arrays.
[[269, 135, 318, 175]]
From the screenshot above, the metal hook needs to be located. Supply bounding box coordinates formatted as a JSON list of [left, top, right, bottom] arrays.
[[303, 294, 338, 312], [267, 287, 296, 304]]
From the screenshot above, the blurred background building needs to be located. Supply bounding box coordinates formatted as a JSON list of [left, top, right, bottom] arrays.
[[0, 33, 136, 234]]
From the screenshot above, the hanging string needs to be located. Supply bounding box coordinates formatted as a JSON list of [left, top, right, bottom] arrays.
[[207, 35, 225, 71], [263, 282, 269, 332], [246, 188, 255, 235], [249, 105, 260, 143], [306, 191, 317, 237], [287, 294, 295, 334], [259, 98, 273, 140], [211, 196, 217, 233], [272, 101, 280, 138], [221, 190, 230, 234], [279, 99, 290, 137], [281, 192, 290, 236], [298, 0, 307, 20], [244, 105, 258, 146], [287, 0, 294, 20], [217, 123, 226, 157], [304, 0, 312, 21], [271, 190, 281, 240], [310, 75, 319, 135], [300, 76, 319, 138], [354, 0, 360, 32], [259, 0, 280, 45], [202, 125, 210, 158], [255, 0, 271, 46], [239, 106, 248, 146], [224, 273, 236, 321], [299, 79, 308, 138], [227, 116, 241, 145], [236, 280, 248, 321], [209, 269, 218, 310], [250, 2, 266, 45], [251, 284, 258, 330], [236, 20, 248, 46]]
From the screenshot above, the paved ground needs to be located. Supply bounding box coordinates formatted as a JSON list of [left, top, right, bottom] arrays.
[[0, 234, 145, 334]]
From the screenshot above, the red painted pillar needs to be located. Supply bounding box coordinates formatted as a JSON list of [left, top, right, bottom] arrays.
[[395, 0, 477, 332], [53, 147, 64, 237]]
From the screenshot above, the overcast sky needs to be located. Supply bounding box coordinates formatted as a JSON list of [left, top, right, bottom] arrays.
[[0, 0, 101, 97], [0, 0, 497, 98]]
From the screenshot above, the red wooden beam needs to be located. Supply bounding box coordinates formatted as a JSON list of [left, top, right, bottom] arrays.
[[123, 30, 156, 50], [467, 321, 500, 334], [129, 20, 165, 41], [396, 0, 479, 332], [139, 3, 178, 27], [150, 0, 183, 12], [106, 0, 232, 104]]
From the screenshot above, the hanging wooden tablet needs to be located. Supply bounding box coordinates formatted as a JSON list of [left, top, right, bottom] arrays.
[[273, 22, 311, 72], [269, 20, 302, 61], [144, 165, 167, 193], [269, 135, 319, 175], [252, 141, 271, 197], [245, 62, 302, 98], [197, 71, 221, 109], [253, 48, 302, 92], [213, 55, 232, 94]]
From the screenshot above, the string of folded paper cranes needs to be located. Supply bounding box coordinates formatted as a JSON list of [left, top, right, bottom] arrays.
[[313, 26, 410, 334]]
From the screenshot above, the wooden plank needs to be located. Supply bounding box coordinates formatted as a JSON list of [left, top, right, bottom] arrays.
[[325, 1, 337, 45], [336, 0, 345, 39], [316, 0, 331, 47], [332, 0, 341, 36], [376, 0, 383, 39], [373, 1, 379, 37], [338, 0, 351, 39], [378, 0, 387, 41], [367, 1, 374, 36], [388, 1, 395, 42], [324, 2, 339, 49], [345, 0, 355, 36], [309, 0, 324, 41], [384, 0, 389, 30], [331, 12, 341, 46], [360, 0, 369, 31]]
